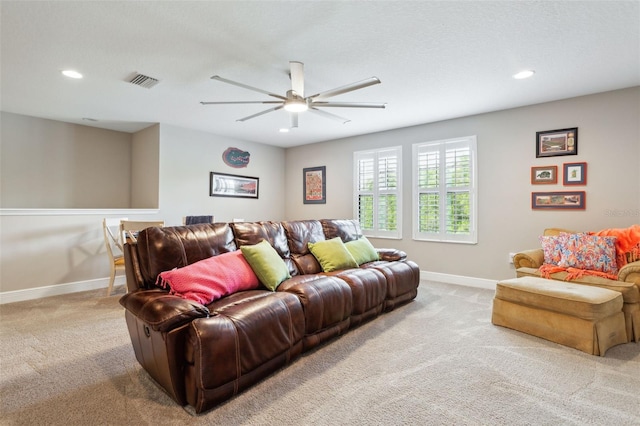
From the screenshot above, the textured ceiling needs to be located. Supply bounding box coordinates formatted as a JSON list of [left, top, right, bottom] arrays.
[[1, 1, 639, 148]]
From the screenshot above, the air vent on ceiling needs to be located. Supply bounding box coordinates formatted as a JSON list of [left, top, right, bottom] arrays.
[[128, 73, 160, 89]]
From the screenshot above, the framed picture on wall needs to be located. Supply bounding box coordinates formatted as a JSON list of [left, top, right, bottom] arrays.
[[531, 191, 586, 210], [535, 127, 578, 158], [563, 162, 587, 185], [531, 166, 558, 184], [303, 166, 326, 204], [210, 172, 259, 199]]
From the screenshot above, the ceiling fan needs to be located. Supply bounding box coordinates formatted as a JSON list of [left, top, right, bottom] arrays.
[[200, 61, 386, 128]]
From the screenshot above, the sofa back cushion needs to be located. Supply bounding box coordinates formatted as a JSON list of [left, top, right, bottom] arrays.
[[231, 221, 297, 276], [136, 223, 237, 288], [543, 228, 575, 237], [282, 220, 325, 275], [321, 219, 363, 243]]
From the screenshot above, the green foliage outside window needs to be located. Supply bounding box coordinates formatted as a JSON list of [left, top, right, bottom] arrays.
[[446, 192, 470, 234], [358, 195, 374, 230]]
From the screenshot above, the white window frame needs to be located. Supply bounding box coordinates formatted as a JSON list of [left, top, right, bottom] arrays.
[[353, 146, 402, 239], [412, 136, 477, 244]]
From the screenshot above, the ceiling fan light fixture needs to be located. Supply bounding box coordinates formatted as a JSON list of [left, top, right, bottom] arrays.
[[284, 99, 308, 113], [203, 62, 386, 128]]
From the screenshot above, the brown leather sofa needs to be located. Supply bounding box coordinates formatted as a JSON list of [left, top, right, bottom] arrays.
[[119, 219, 420, 413]]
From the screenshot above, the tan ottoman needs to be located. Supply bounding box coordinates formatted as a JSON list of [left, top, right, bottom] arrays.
[[492, 277, 628, 356]]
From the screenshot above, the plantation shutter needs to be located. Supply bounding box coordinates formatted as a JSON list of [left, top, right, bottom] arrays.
[[354, 147, 402, 239], [413, 136, 477, 243]]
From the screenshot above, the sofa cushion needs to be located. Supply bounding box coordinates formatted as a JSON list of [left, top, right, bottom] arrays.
[[241, 240, 291, 290], [136, 223, 237, 288], [231, 221, 297, 276], [156, 250, 259, 304], [282, 220, 325, 275], [557, 233, 619, 275], [308, 237, 359, 272], [345, 237, 379, 265], [321, 219, 362, 242]]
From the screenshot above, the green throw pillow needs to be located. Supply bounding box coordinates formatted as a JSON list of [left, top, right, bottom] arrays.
[[240, 240, 291, 291], [308, 237, 359, 272], [345, 237, 379, 265]]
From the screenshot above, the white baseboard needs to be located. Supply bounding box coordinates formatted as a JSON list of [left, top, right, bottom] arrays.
[[0, 276, 126, 304], [420, 270, 497, 291]]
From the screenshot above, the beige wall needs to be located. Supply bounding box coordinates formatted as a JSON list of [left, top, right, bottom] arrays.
[[1, 87, 637, 300], [131, 124, 160, 209], [0, 112, 133, 208], [0, 122, 286, 298], [285, 87, 640, 281], [157, 124, 286, 225]]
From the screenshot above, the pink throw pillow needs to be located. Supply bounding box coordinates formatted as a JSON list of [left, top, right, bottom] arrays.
[[156, 250, 260, 305], [539, 233, 569, 265], [557, 233, 618, 275]]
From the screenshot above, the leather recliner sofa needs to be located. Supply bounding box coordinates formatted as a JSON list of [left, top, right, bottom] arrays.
[[119, 219, 420, 413]]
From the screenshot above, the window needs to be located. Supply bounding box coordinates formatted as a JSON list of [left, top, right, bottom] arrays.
[[354, 146, 402, 239], [413, 136, 477, 244]]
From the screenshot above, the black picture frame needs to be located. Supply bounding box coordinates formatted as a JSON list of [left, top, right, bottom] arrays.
[[303, 166, 326, 204], [535, 127, 578, 158], [210, 172, 259, 199]]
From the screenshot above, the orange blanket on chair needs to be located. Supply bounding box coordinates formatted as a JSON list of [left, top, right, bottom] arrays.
[[591, 224, 640, 268]]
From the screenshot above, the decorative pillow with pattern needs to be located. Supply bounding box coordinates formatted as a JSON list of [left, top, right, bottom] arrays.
[[557, 233, 618, 275], [538, 233, 569, 265]]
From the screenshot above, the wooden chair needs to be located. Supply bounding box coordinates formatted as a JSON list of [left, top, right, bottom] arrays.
[[102, 218, 127, 296], [119, 220, 165, 244]]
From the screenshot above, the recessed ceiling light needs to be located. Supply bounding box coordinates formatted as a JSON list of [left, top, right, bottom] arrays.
[[279, 128, 290, 133], [62, 70, 83, 79], [513, 70, 535, 80]]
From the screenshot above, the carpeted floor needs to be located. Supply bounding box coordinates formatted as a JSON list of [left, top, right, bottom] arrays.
[[1, 280, 639, 425]]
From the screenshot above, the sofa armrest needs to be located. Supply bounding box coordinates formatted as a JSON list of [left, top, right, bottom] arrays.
[[618, 260, 640, 286], [119, 290, 209, 332], [513, 249, 544, 269], [377, 248, 407, 261]]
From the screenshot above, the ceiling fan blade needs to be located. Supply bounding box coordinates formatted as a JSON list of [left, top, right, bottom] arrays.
[[236, 105, 283, 122], [310, 77, 381, 101], [290, 112, 299, 128], [211, 75, 287, 100], [311, 102, 387, 109], [200, 101, 282, 105], [289, 61, 304, 98], [309, 107, 351, 124]]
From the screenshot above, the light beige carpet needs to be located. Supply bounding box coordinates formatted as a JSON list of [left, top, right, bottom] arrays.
[[1, 280, 639, 425]]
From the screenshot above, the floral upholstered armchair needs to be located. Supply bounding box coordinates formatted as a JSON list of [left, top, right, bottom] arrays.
[[513, 226, 640, 342]]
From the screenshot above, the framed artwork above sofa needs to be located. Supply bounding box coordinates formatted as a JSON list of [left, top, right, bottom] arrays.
[[531, 191, 586, 210], [536, 127, 578, 158]]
